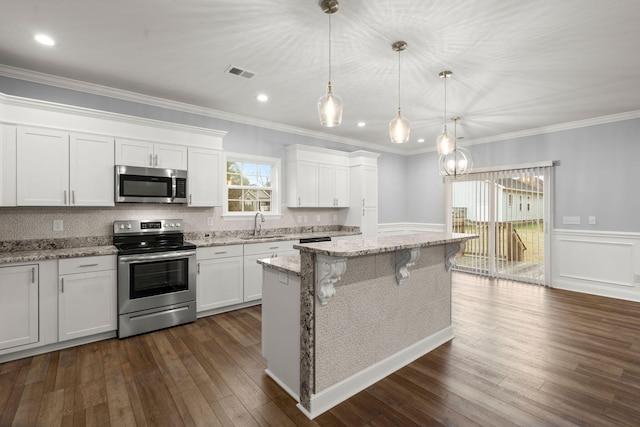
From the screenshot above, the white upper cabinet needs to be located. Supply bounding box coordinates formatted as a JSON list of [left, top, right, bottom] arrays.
[[69, 133, 114, 206], [16, 127, 114, 207], [187, 147, 222, 207], [0, 125, 17, 206], [286, 145, 350, 208], [115, 138, 187, 170]]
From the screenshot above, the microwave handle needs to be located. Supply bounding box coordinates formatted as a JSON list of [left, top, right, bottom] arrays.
[[171, 175, 177, 201]]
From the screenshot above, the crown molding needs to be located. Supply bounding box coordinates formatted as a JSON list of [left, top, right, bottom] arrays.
[[0, 65, 405, 156]]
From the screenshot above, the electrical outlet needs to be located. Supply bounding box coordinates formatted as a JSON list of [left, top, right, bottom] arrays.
[[588, 216, 596, 225], [316, 215, 321, 222], [53, 219, 64, 232], [297, 215, 302, 223], [333, 214, 338, 222], [303, 215, 308, 223], [207, 217, 214, 226], [634, 273, 640, 283]]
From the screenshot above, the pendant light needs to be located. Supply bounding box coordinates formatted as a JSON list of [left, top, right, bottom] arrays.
[[317, 0, 343, 127], [389, 41, 410, 144], [438, 117, 473, 177], [436, 70, 455, 155]]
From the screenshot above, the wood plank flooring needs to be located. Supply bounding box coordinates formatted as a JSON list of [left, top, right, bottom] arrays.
[[2, 272, 640, 426]]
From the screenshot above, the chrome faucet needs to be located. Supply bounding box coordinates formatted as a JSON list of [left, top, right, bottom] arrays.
[[254, 211, 265, 236]]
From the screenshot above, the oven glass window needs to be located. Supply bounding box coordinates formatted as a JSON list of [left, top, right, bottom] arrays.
[[121, 175, 171, 197], [129, 258, 189, 299]]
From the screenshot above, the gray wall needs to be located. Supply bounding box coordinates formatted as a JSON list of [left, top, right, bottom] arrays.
[[2, 76, 638, 232]]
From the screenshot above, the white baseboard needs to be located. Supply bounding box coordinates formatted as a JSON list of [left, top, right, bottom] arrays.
[[300, 326, 454, 419], [265, 369, 300, 402]]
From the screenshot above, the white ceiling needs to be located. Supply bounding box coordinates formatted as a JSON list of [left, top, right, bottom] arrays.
[[1, 0, 640, 153]]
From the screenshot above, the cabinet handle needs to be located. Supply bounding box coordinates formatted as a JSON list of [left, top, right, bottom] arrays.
[[189, 194, 192, 205], [214, 251, 227, 255], [63, 190, 67, 205], [78, 263, 99, 268], [298, 197, 301, 206], [149, 154, 153, 166], [269, 246, 279, 250], [362, 198, 365, 207], [61, 277, 64, 293], [197, 262, 200, 274], [31, 267, 35, 283], [72, 190, 76, 205], [154, 154, 158, 166]]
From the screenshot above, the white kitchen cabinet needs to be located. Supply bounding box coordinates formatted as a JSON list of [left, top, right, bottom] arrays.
[[188, 147, 222, 207], [346, 151, 380, 238], [287, 160, 318, 207], [58, 256, 117, 342], [115, 138, 187, 169], [319, 164, 350, 207], [286, 145, 349, 208], [16, 127, 114, 206], [243, 240, 297, 301], [196, 245, 244, 312], [0, 264, 39, 351], [0, 124, 17, 206]]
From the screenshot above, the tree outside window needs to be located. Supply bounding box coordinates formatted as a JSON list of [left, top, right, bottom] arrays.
[[226, 160, 273, 213]]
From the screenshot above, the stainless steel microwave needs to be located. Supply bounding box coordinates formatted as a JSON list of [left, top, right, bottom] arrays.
[[115, 165, 187, 204]]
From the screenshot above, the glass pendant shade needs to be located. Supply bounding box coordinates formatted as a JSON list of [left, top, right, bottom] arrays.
[[436, 128, 455, 155], [438, 147, 473, 177], [318, 82, 343, 127], [389, 108, 410, 144]]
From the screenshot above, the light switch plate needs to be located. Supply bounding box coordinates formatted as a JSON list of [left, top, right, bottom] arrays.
[[588, 216, 596, 225], [562, 216, 580, 225]]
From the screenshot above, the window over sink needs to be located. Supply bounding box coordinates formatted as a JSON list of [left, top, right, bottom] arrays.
[[223, 153, 280, 217]]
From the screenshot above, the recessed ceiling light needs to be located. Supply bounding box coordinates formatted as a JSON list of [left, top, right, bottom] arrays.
[[417, 138, 425, 143], [34, 33, 55, 46], [256, 94, 268, 102], [357, 122, 366, 127]]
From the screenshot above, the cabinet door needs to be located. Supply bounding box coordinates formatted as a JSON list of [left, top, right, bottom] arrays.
[[295, 161, 318, 207], [17, 127, 69, 206], [0, 264, 38, 351], [197, 256, 244, 311], [188, 147, 222, 207], [361, 165, 378, 207], [334, 165, 350, 207], [155, 143, 188, 170], [318, 164, 336, 207], [69, 133, 115, 206], [243, 252, 266, 302], [115, 139, 154, 167], [59, 270, 116, 341], [1, 124, 17, 206]]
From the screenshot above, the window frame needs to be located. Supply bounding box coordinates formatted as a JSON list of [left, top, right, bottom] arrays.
[[222, 152, 281, 218]]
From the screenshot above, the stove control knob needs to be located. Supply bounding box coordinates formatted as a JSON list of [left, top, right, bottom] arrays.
[[170, 223, 176, 227], [126, 224, 132, 229], [176, 223, 181, 227], [119, 224, 125, 230]]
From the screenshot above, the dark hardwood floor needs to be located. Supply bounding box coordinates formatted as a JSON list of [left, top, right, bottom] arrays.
[[2, 273, 640, 426]]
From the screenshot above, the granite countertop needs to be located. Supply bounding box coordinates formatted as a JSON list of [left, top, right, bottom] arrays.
[[257, 255, 301, 276], [0, 245, 118, 265], [294, 232, 478, 257], [188, 230, 361, 248], [0, 228, 361, 265]]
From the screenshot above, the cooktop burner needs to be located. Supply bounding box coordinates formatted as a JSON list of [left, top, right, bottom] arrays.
[[113, 219, 195, 255]]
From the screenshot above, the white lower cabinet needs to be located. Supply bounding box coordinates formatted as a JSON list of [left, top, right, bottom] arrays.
[[243, 240, 297, 302], [58, 256, 117, 342], [0, 264, 39, 351], [196, 245, 244, 312]]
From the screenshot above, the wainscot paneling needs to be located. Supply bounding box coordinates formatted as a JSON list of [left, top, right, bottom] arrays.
[[553, 229, 640, 302]]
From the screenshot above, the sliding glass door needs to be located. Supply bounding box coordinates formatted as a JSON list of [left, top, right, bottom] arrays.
[[446, 164, 552, 285]]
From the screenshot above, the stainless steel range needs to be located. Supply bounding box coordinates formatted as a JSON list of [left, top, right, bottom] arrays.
[[114, 219, 196, 338]]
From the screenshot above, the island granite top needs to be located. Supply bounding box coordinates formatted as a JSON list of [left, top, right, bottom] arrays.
[[257, 255, 301, 276], [293, 232, 477, 257]]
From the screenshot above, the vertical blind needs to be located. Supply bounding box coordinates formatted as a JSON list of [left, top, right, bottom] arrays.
[[447, 163, 552, 286]]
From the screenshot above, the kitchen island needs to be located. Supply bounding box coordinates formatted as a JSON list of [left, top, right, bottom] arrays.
[[259, 232, 477, 419]]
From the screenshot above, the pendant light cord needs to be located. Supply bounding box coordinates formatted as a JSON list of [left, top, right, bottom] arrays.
[[328, 12, 332, 84], [443, 75, 447, 131], [397, 49, 401, 110]]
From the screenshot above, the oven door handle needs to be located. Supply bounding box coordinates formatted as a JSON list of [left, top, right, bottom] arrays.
[[118, 250, 196, 264]]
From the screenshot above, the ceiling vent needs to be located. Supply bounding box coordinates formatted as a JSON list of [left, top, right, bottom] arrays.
[[225, 65, 256, 80]]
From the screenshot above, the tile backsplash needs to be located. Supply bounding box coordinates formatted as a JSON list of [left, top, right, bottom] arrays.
[[0, 205, 348, 241]]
